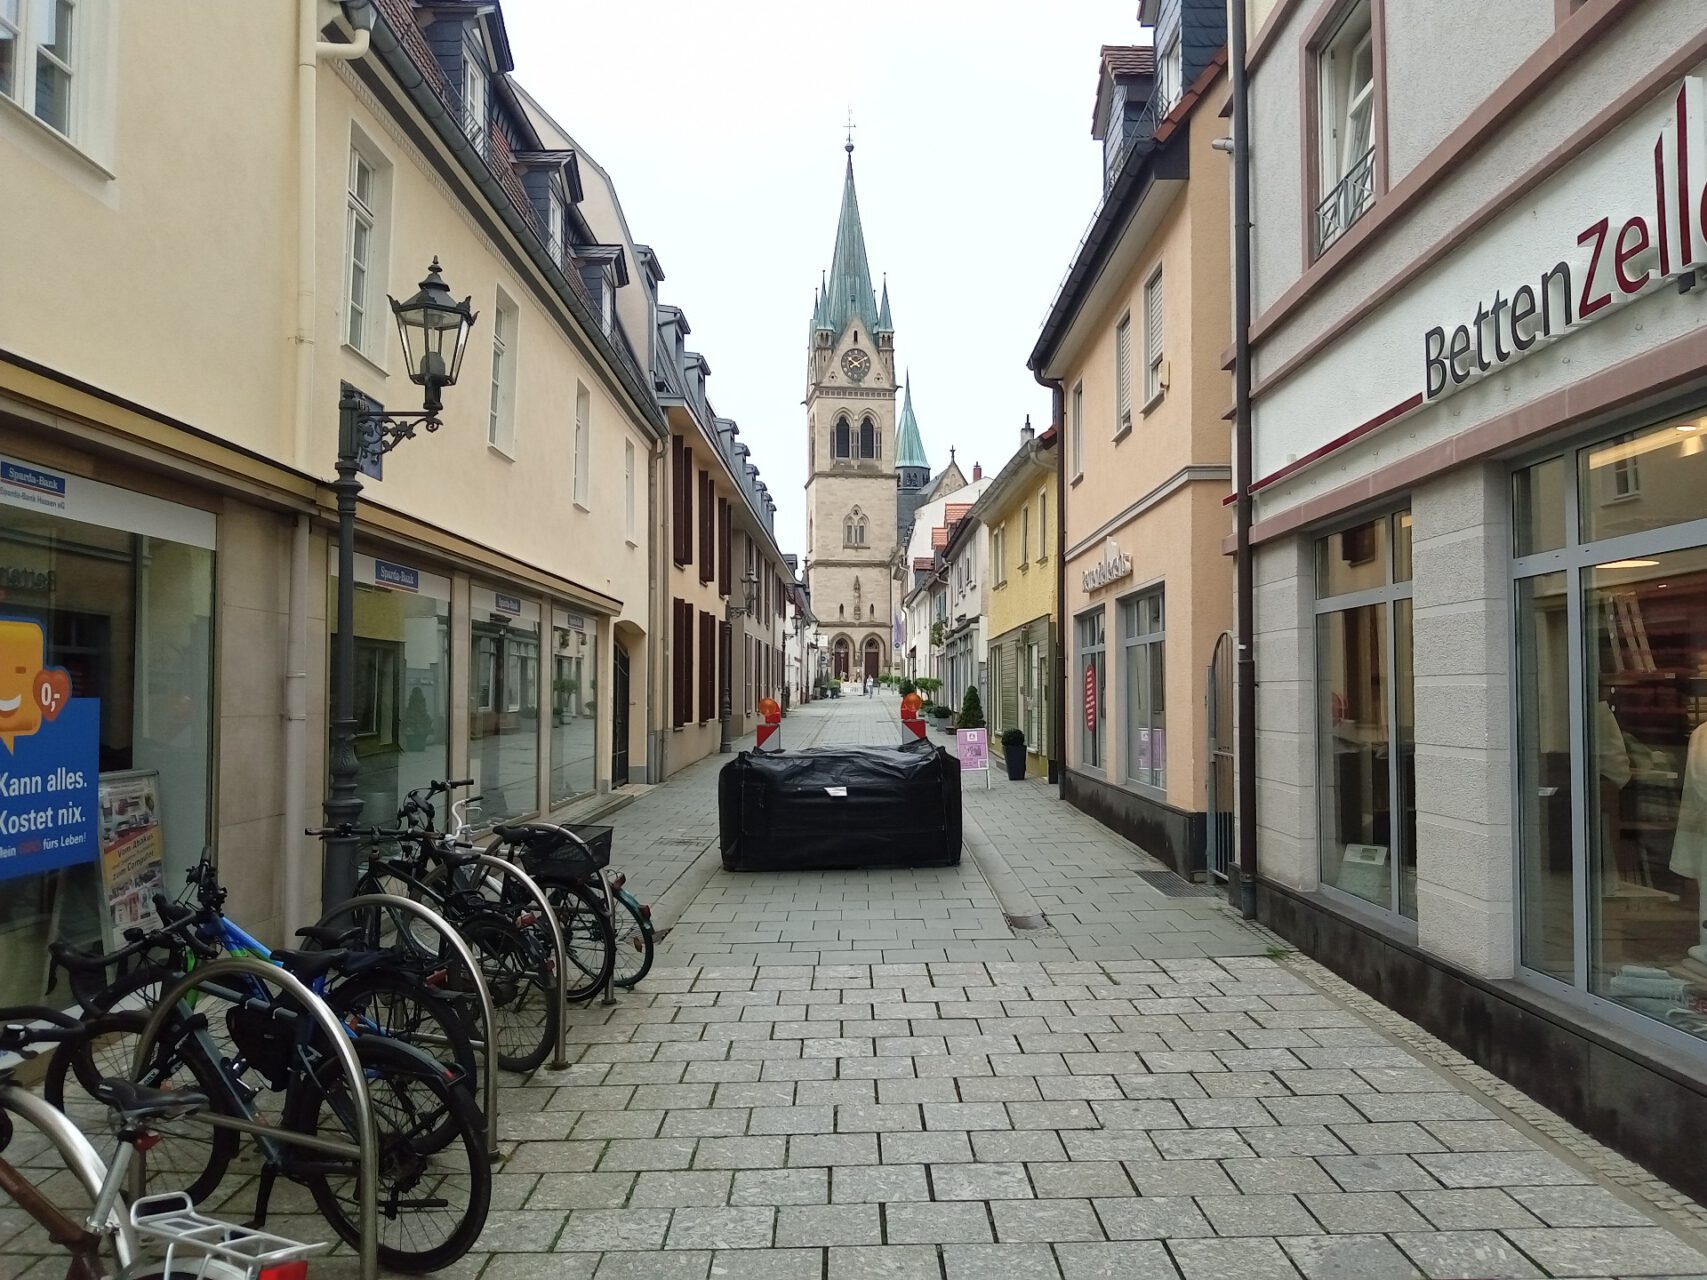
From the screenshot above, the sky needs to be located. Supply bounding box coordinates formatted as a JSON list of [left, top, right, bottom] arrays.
[[503, 0, 1145, 556]]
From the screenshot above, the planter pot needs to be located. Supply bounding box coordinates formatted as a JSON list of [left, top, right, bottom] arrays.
[[1003, 741, 1027, 781]]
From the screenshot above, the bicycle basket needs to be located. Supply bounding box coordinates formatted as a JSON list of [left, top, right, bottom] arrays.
[[225, 1003, 295, 1092]]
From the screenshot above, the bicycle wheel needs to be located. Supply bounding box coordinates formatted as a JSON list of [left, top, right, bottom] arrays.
[[44, 1009, 238, 1208], [530, 872, 617, 1002], [323, 970, 479, 1151], [610, 888, 655, 989], [456, 910, 559, 1073], [290, 1037, 490, 1274]]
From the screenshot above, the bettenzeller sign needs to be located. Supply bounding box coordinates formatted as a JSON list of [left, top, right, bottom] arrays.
[[1081, 540, 1134, 592], [1425, 78, 1706, 404]]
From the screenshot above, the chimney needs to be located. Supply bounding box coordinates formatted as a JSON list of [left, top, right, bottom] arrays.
[[973, 462, 982, 481], [1020, 413, 1035, 445]]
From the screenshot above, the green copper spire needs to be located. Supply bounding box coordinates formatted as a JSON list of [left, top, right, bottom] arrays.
[[817, 144, 882, 338], [896, 372, 928, 470], [877, 276, 893, 334]]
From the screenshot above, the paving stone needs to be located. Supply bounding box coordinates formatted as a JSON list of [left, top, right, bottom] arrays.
[[1222, 1156, 1341, 1195], [789, 1132, 879, 1166], [941, 1242, 1064, 1280], [1317, 1153, 1439, 1192], [525, 1171, 636, 1210], [693, 1137, 788, 1170], [1054, 1240, 1182, 1280], [556, 1207, 673, 1251], [1092, 1196, 1213, 1240], [1027, 1160, 1134, 1198], [1008, 1100, 1099, 1130], [773, 1203, 883, 1247], [571, 1109, 666, 1139], [1298, 1190, 1432, 1234], [1278, 1233, 1424, 1279], [1088, 1099, 1187, 1130], [706, 1248, 825, 1279], [974, 1130, 1072, 1163], [1413, 1151, 1592, 1189], [1329, 1122, 1443, 1155], [827, 1244, 944, 1280], [1401, 1188, 1543, 1230], [729, 1168, 829, 1206], [509, 1140, 610, 1173], [830, 1163, 929, 1203], [1167, 1236, 1302, 1279], [1196, 1193, 1320, 1236], [924, 1101, 1013, 1130], [747, 1105, 833, 1135], [881, 1130, 974, 1164], [484, 1255, 599, 1280], [1389, 1229, 1546, 1278], [597, 1138, 698, 1172], [1417, 1120, 1535, 1152], [1241, 1126, 1351, 1158], [665, 1206, 775, 1250], [1503, 1182, 1656, 1227], [932, 1161, 1036, 1200], [885, 1199, 994, 1243], [1150, 1127, 1256, 1160], [662, 1108, 751, 1138], [1502, 1226, 1707, 1275], [1262, 1096, 1366, 1127], [990, 1197, 1104, 1242], [1120, 1157, 1238, 1196], [472, 1209, 570, 1252]]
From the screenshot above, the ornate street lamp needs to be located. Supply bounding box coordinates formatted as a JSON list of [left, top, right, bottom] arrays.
[[323, 258, 476, 908]]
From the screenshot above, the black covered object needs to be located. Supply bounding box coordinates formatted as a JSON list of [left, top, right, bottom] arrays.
[[719, 739, 962, 870]]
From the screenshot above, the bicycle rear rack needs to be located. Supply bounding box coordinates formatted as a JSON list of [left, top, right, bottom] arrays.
[[132, 1191, 326, 1276]]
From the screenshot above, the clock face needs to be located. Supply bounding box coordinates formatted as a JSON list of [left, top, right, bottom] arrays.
[[841, 348, 872, 382]]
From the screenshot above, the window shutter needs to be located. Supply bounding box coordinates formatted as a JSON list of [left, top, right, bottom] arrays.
[[672, 599, 690, 728], [719, 499, 733, 596], [1116, 318, 1132, 421], [699, 471, 714, 583], [699, 610, 716, 722], [1144, 270, 1164, 398]]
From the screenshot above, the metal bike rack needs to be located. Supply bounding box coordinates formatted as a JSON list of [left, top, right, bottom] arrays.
[[133, 956, 379, 1280], [471, 854, 572, 1070], [517, 824, 619, 1008], [316, 893, 503, 1161]]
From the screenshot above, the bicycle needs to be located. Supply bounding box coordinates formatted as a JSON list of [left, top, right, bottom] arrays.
[[0, 1005, 325, 1280]]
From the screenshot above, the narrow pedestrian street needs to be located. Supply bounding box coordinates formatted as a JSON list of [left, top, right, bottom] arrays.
[[460, 694, 1707, 1280]]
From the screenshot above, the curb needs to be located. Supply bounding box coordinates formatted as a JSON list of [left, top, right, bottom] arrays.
[[646, 839, 722, 936], [960, 805, 1050, 930]]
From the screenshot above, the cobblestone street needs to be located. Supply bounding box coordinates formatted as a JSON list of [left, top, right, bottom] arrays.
[[453, 693, 1707, 1280]]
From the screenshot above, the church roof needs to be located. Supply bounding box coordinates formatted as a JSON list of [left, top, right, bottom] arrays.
[[817, 147, 885, 339], [896, 374, 928, 470], [877, 278, 893, 333]]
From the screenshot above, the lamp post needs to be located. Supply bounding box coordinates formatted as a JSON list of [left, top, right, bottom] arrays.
[[323, 258, 477, 908], [718, 570, 761, 754]]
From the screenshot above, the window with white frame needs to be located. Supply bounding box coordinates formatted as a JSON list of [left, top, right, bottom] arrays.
[[547, 187, 565, 268], [1143, 267, 1164, 404], [2, 0, 74, 135], [488, 291, 518, 452], [573, 381, 591, 506], [1316, 0, 1376, 254], [1159, 31, 1182, 112], [992, 525, 1005, 584], [1115, 314, 1132, 433], [344, 139, 390, 359], [1120, 587, 1166, 789], [624, 438, 636, 540], [462, 44, 488, 143], [1071, 383, 1083, 477]]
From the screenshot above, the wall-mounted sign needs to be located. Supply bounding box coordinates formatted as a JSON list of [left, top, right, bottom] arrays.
[[0, 567, 56, 594], [494, 593, 522, 615], [373, 559, 420, 592], [564, 613, 585, 632], [0, 461, 68, 513], [0, 618, 98, 883], [1081, 539, 1134, 592]]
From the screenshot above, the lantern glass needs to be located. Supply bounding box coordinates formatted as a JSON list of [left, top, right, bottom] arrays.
[[389, 257, 477, 404]]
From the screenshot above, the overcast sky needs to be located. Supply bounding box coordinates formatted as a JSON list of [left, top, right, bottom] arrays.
[[503, 0, 1144, 556]]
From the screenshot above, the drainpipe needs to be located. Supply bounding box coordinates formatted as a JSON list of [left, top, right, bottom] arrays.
[[282, 515, 311, 938], [1231, 14, 1259, 919], [650, 436, 667, 782], [1048, 382, 1066, 788]]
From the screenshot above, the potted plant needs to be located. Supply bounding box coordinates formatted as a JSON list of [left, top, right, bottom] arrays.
[[958, 686, 986, 730], [402, 686, 432, 752], [899, 678, 917, 698], [1001, 728, 1027, 780]]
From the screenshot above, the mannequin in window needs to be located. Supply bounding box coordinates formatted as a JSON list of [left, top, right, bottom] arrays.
[[1670, 717, 1707, 959]]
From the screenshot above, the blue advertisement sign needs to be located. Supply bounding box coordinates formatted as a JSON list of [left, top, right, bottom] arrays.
[[373, 559, 420, 592], [0, 618, 99, 882], [495, 593, 522, 615], [0, 461, 67, 499]]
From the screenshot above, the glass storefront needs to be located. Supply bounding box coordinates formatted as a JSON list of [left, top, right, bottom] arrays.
[[329, 556, 451, 825], [0, 460, 214, 1005], [1120, 587, 1166, 789], [1076, 607, 1105, 770], [1514, 407, 1707, 1042], [470, 586, 540, 822], [1316, 511, 1415, 918], [549, 607, 596, 806]]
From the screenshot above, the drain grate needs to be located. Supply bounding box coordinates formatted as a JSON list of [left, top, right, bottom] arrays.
[[1134, 869, 1219, 898]]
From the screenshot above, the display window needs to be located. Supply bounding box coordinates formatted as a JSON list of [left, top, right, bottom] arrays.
[[1513, 407, 1707, 1043], [470, 586, 540, 822], [549, 607, 596, 806], [1076, 607, 1105, 770], [328, 556, 451, 826], [0, 455, 214, 1005]]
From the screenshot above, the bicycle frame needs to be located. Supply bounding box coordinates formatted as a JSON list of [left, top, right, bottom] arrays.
[[0, 1081, 137, 1277]]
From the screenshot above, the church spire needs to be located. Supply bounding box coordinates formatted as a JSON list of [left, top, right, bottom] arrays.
[[896, 372, 928, 471], [817, 146, 882, 339], [877, 275, 893, 334]]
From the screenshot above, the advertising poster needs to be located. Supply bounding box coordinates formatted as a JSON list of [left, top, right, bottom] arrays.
[[97, 770, 166, 949], [0, 617, 99, 883], [957, 727, 991, 790]]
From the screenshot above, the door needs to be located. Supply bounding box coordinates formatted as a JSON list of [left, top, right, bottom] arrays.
[[1206, 630, 1234, 883], [863, 638, 881, 681], [611, 641, 630, 787]]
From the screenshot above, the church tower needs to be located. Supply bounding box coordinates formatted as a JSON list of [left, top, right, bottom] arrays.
[[805, 141, 898, 682]]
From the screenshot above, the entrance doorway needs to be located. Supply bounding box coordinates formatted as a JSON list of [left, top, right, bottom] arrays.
[[863, 637, 882, 681], [833, 637, 851, 680], [611, 641, 630, 787]]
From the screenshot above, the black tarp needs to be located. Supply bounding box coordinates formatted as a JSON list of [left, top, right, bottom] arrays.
[[718, 739, 962, 870]]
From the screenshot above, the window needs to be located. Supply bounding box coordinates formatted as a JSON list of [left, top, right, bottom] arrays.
[[859, 418, 877, 460], [1315, 0, 1377, 254], [1143, 268, 1164, 404], [672, 437, 694, 566], [572, 381, 591, 507], [1159, 31, 1182, 112], [624, 439, 636, 540], [992, 525, 1005, 584], [672, 598, 693, 728], [1120, 588, 1166, 789], [2, 0, 74, 136], [345, 146, 381, 355], [469, 588, 541, 822], [1316, 509, 1414, 918], [1020, 506, 1030, 565], [547, 187, 565, 268], [1038, 490, 1048, 560], [844, 507, 867, 548], [488, 291, 518, 451], [699, 610, 716, 723], [1071, 384, 1084, 477], [1076, 608, 1106, 770], [833, 417, 852, 460], [1115, 315, 1132, 433], [550, 610, 596, 805], [462, 45, 487, 143], [699, 470, 714, 583]]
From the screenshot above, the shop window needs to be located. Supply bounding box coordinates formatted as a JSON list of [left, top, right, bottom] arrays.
[[469, 588, 540, 822], [1316, 509, 1415, 918], [1076, 607, 1106, 771], [1513, 409, 1707, 1044], [550, 610, 596, 806], [1120, 587, 1166, 790]]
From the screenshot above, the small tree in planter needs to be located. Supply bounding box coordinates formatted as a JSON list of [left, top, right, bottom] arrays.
[[899, 678, 917, 698], [1000, 727, 1028, 780], [958, 686, 986, 731]]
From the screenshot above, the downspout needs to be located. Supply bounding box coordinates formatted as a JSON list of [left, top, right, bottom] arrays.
[[1231, 13, 1259, 919], [1048, 382, 1066, 788], [650, 436, 668, 782], [282, 515, 311, 937]]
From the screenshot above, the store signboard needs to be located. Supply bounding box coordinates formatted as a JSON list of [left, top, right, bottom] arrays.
[[0, 454, 216, 549], [373, 559, 420, 592], [0, 618, 99, 882], [495, 593, 523, 615], [97, 770, 166, 948], [957, 727, 991, 791]]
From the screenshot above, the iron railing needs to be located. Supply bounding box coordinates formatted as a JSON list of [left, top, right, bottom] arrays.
[[1314, 145, 1377, 256]]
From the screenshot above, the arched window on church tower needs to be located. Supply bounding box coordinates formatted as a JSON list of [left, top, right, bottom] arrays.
[[833, 417, 852, 459], [859, 417, 877, 460], [843, 506, 867, 548]]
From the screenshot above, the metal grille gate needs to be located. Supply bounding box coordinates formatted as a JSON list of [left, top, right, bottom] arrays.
[[1205, 630, 1235, 882]]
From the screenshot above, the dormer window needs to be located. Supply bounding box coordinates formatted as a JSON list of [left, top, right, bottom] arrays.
[[462, 46, 487, 143], [1159, 32, 1182, 112], [547, 188, 564, 267]]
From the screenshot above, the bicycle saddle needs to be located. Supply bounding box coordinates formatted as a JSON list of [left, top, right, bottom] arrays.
[[294, 924, 365, 949], [270, 947, 350, 983], [92, 1077, 206, 1122]]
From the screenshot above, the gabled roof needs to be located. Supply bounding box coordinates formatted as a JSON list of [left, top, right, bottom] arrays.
[[930, 526, 949, 550], [944, 503, 973, 523], [896, 374, 928, 470], [1093, 44, 1156, 137], [816, 148, 884, 339]]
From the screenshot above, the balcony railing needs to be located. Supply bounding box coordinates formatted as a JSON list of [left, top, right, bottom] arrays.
[[1314, 145, 1377, 257]]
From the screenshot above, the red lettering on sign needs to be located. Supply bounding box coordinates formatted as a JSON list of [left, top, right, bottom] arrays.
[[1577, 217, 1613, 318]]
